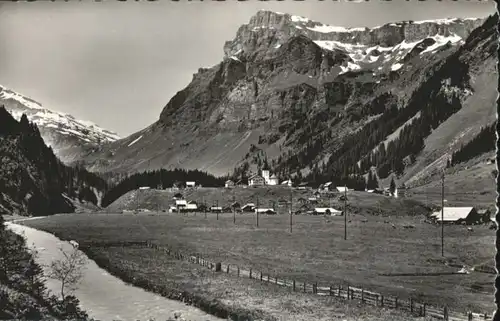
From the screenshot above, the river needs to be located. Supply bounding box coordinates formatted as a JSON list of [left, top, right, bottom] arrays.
[[6, 221, 223, 321]]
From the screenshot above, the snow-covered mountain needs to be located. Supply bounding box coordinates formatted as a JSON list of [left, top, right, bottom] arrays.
[[0, 84, 120, 164]]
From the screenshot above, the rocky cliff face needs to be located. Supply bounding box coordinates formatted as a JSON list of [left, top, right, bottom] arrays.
[[79, 10, 495, 187]]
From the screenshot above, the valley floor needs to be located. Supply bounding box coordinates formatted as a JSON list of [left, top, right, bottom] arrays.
[[21, 211, 495, 320]]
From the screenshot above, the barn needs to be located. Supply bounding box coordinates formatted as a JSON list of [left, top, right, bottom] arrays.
[[430, 207, 482, 225], [314, 207, 343, 216]]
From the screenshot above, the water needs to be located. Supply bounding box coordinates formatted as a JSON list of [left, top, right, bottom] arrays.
[[6, 222, 223, 321]]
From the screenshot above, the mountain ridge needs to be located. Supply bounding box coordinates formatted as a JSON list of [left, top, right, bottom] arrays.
[[69, 11, 497, 194], [0, 84, 120, 164]]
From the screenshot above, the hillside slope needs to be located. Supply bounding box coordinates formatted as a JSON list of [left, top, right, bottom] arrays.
[[0, 106, 108, 216], [78, 11, 493, 188], [0, 85, 120, 164]]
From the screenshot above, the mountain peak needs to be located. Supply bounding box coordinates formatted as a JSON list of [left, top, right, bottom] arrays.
[[224, 10, 486, 60]]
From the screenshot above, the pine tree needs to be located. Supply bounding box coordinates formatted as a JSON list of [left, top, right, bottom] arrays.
[[390, 177, 396, 195]]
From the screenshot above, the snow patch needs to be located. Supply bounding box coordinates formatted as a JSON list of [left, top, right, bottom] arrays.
[[274, 43, 282, 49], [419, 34, 463, 55], [291, 15, 309, 23], [391, 63, 403, 71], [307, 24, 365, 33], [128, 135, 143, 147], [230, 56, 241, 62]]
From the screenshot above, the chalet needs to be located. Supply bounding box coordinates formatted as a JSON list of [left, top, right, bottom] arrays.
[[314, 207, 343, 216], [281, 180, 292, 187], [186, 181, 196, 188], [175, 199, 187, 208], [184, 203, 198, 212], [336, 187, 348, 193], [268, 174, 279, 186], [249, 175, 265, 186], [255, 208, 276, 215], [297, 183, 308, 190], [321, 182, 333, 192], [225, 180, 235, 188], [430, 207, 482, 225], [241, 203, 255, 212]]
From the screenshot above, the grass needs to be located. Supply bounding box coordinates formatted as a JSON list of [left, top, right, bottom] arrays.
[[22, 202, 495, 316]]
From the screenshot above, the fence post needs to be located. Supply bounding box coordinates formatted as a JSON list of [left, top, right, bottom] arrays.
[[423, 303, 426, 316], [381, 295, 384, 307], [275, 276, 278, 285], [395, 297, 398, 308], [347, 285, 350, 300], [267, 275, 270, 283], [468, 311, 472, 321], [293, 280, 296, 292], [260, 272, 263, 282], [410, 298, 413, 313], [338, 285, 341, 297], [237, 266, 240, 277], [329, 285, 333, 296], [303, 282, 306, 293], [443, 306, 449, 321], [250, 268, 252, 279], [361, 288, 364, 303], [226, 264, 230, 273]]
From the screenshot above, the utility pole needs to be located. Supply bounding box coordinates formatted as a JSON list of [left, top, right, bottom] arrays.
[[203, 196, 207, 219], [216, 199, 219, 221], [256, 195, 260, 227], [290, 186, 293, 233], [441, 171, 445, 257], [344, 184, 347, 240], [233, 191, 236, 224]]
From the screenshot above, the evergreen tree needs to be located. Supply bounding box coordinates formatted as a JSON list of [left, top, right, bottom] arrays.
[[389, 177, 396, 195]]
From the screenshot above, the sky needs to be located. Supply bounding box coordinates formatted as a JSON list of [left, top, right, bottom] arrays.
[[0, 0, 496, 137]]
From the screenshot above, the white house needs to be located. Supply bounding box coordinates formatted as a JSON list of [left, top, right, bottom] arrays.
[[225, 180, 235, 188], [175, 199, 187, 208], [186, 181, 196, 188], [255, 208, 276, 214], [249, 174, 265, 186], [430, 207, 481, 224], [184, 203, 198, 212], [268, 174, 279, 186], [314, 207, 342, 216], [336, 187, 348, 193]]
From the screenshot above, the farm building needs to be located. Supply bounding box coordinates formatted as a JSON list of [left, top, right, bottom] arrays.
[[281, 180, 292, 187], [395, 186, 407, 198], [231, 202, 241, 209], [183, 203, 198, 212], [186, 181, 196, 188], [336, 187, 348, 193], [430, 207, 483, 224], [242, 203, 256, 212], [173, 193, 184, 200], [249, 174, 265, 186], [314, 207, 342, 216], [175, 200, 187, 208], [320, 182, 333, 191], [255, 208, 276, 215], [210, 206, 223, 213], [225, 180, 235, 188]]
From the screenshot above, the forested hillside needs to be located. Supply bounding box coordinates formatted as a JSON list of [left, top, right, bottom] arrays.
[[101, 168, 226, 207], [0, 106, 108, 216], [450, 122, 496, 166]]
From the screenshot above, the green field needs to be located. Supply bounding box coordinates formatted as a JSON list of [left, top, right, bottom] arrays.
[[22, 205, 495, 315]]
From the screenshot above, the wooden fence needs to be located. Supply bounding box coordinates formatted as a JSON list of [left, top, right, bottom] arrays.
[[143, 241, 492, 321]]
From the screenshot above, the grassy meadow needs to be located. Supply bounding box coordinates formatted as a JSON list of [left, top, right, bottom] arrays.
[[22, 205, 495, 315]]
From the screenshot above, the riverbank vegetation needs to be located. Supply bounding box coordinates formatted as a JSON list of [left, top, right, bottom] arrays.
[[0, 216, 90, 320]]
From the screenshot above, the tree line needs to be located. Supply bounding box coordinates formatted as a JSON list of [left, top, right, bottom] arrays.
[[450, 122, 496, 166], [0, 106, 108, 215], [101, 168, 226, 207]]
